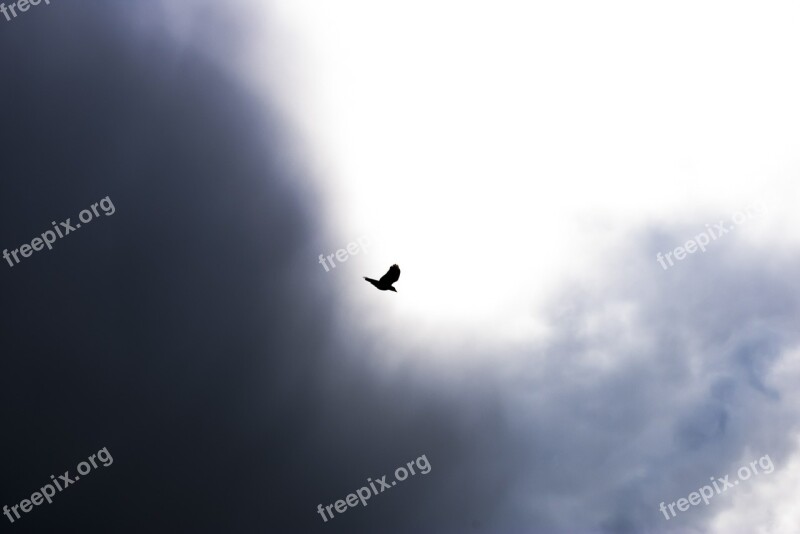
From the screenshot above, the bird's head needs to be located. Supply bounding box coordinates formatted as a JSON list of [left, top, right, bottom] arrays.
[[389, 287, 397, 292]]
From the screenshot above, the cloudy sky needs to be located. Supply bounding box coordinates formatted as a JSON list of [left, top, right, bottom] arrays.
[[1, 1, 799, 533]]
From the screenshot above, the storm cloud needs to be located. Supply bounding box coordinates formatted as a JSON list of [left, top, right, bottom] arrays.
[[1, 2, 799, 533]]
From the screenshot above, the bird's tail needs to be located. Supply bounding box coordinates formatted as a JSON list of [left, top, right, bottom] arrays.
[[364, 277, 382, 289]]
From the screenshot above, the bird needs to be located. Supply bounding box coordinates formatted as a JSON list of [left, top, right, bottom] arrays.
[[364, 264, 400, 292]]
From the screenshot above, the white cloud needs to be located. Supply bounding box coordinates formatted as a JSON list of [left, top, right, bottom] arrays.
[[231, 0, 800, 340]]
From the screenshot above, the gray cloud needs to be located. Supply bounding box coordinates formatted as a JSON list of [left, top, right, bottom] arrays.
[[1, 2, 798, 533]]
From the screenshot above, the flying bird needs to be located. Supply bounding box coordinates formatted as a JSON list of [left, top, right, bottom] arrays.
[[364, 264, 400, 292]]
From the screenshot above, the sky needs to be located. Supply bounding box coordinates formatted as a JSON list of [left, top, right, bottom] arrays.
[[1, 1, 799, 533]]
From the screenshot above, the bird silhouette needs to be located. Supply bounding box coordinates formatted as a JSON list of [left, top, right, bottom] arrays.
[[364, 264, 400, 292]]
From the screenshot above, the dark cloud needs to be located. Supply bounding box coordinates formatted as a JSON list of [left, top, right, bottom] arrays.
[[0, 3, 503, 532], [1, 2, 799, 534]]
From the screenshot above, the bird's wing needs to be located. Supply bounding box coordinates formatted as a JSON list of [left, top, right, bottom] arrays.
[[379, 264, 400, 284]]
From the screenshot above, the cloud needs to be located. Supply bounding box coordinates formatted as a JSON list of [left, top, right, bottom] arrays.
[[1, 2, 799, 533]]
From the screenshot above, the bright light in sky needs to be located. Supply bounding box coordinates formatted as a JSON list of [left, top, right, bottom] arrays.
[[234, 1, 800, 340]]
